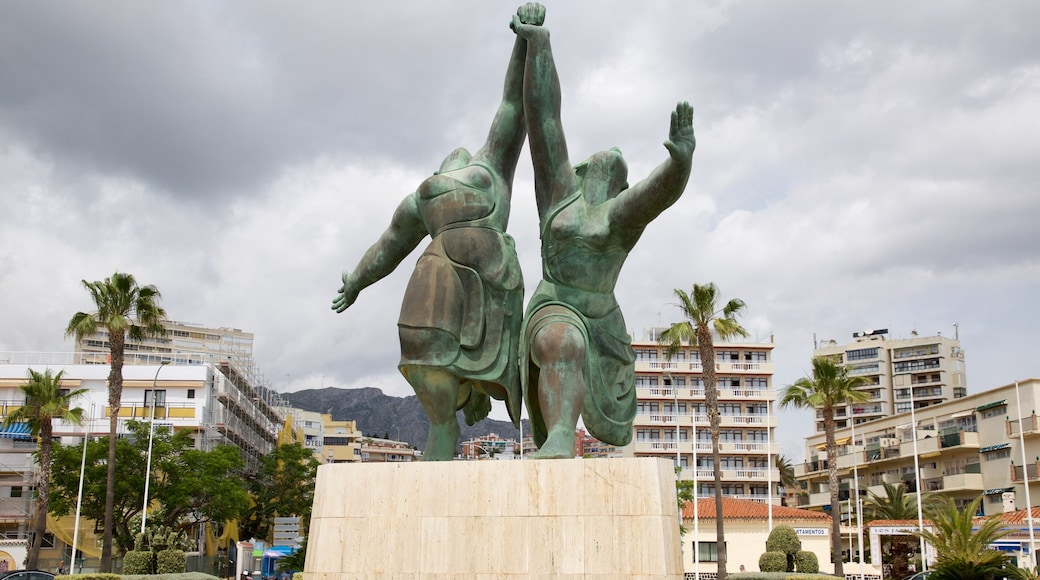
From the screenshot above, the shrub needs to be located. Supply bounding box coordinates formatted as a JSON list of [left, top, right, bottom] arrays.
[[765, 525, 802, 571], [156, 549, 187, 574], [795, 550, 819, 573], [122, 551, 153, 575], [759, 551, 787, 572]]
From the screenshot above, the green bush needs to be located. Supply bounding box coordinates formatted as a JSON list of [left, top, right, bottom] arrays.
[[795, 551, 819, 573], [759, 551, 787, 572], [122, 551, 153, 575], [765, 524, 802, 571], [156, 549, 187, 574]]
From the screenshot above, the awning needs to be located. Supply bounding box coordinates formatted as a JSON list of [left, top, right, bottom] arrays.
[[0, 423, 32, 439], [984, 487, 1014, 495], [920, 451, 942, 458], [975, 400, 1006, 412], [950, 410, 975, 418], [980, 443, 1011, 453], [815, 437, 851, 450]]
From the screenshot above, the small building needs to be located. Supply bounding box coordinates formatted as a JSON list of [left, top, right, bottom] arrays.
[[681, 497, 840, 577]]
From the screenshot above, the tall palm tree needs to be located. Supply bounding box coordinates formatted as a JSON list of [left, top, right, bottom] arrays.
[[659, 282, 747, 580], [779, 356, 870, 578], [775, 454, 798, 494], [864, 482, 925, 579], [4, 369, 87, 569], [65, 271, 166, 572], [917, 495, 1013, 580]]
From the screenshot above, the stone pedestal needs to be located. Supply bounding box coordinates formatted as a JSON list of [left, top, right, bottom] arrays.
[[305, 457, 682, 579]]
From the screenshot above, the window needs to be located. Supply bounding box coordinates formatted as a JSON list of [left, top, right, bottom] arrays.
[[847, 347, 879, 361], [11, 486, 22, 498], [635, 349, 658, 361], [187, 389, 195, 399], [144, 389, 167, 407], [635, 376, 658, 387], [984, 449, 1011, 461], [695, 542, 724, 562], [746, 378, 768, 389]]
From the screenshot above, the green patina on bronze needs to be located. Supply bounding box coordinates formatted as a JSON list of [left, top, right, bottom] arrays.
[[332, 3, 696, 460], [512, 12, 696, 458]]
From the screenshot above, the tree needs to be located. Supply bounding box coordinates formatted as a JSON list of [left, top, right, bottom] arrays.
[[676, 466, 695, 535], [65, 271, 167, 571], [49, 421, 248, 554], [659, 283, 747, 580], [779, 356, 870, 578], [4, 369, 87, 568], [917, 495, 1013, 580], [775, 454, 798, 494], [241, 443, 320, 542], [864, 482, 925, 580]]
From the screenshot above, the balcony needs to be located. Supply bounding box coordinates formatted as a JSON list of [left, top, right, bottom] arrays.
[[940, 430, 979, 449], [943, 472, 985, 492], [1007, 414, 1040, 438], [634, 360, 776, 375], [900, 435, 940, 457], [1011, 461, 1040, 482]]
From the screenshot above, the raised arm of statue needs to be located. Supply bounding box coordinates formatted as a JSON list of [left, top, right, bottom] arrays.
[[332, 192, 427, 313], [475, 4, 544, 183], [609, 101, 696, 247], [512, 11, 580, 219]]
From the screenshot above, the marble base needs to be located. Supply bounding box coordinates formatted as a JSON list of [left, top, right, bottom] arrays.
[[304, 457, 682, 579]]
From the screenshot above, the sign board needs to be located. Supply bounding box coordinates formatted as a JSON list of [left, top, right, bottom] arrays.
[[794, 528, 827, 536]]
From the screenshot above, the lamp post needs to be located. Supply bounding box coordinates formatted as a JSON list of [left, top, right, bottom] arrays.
[[907, 386, 927, 571], [1014, 381, 1036, 569], [141, 360, 170, 534], [851, 414, 865, 580], [71, 402, 95, 574]]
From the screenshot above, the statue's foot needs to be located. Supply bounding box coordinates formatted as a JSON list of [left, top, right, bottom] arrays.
[[530, 432, 575, 459], [421, 421, 461, 461]]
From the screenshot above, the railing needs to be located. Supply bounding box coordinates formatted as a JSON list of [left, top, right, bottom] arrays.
[[638, 360, 775, 374], [1011, 461, 1040, 482], [1008, 414, 1040, 437]]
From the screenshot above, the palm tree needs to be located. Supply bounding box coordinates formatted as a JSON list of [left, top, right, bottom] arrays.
[[917, 495, 1013, 580], [4, 369, 87, 569], [864, 482, 925, 580], [65, 271, 167, 572], [659, 283, 747, 580], [775, 453, 798, 493], [779, 356, 871, 578]]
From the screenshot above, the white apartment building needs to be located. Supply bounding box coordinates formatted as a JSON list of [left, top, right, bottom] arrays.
[[0, 352, 288, 560], [813, 329, 967, 430], [73, 319, 254, 365], [794, 378, 1040, 526], [623, 329, 780, 504]]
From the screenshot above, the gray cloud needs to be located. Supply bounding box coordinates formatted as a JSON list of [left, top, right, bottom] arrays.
[[2, 1, 1039, 460]]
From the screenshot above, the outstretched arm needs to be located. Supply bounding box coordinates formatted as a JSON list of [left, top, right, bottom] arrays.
[[512, 12, 579, 219], [332, 193, 427, 313], [609, 101, 696, 247], [474, 4, 543, 184]]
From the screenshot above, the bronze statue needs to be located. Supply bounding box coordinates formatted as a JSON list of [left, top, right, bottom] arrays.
[[511, 14, 696, 458], [332, 4, 545, 461]]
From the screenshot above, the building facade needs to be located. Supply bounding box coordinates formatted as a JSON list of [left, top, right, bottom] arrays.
[[0, 352, 288, 563], [794, 378, 1040, 522], [322, 414, 362, 463], [624, 330, 780, 504], [459, 433, 519, 460], [812, 329, 967, 431]]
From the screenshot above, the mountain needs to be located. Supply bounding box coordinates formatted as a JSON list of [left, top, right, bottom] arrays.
[[282, 386, 527, 452]]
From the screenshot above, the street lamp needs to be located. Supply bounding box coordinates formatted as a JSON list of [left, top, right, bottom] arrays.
[[141, 360, 170, 534], [71, 402, 95, 575]]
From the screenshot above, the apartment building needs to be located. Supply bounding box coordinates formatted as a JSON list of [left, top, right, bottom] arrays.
[[460, 433, 519, 460], [359, 436, 420, 462], [73, 319, 254, 365], [322, 414, 362, 463], [812, 329, 967, 431], [575, 428, 622, 458], [0, 352, 288, 561], [623, 329, 780, 503], [793, 378, 1040, 521]]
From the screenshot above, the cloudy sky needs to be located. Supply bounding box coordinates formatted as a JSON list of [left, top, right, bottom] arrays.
[[2, 2, 1038, 460]]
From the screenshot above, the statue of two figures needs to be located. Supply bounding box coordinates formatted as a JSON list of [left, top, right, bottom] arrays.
[[332, 4, 696, 461]]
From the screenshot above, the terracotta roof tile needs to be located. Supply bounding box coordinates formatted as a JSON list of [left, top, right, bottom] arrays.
[[682, 497, 830, 520]]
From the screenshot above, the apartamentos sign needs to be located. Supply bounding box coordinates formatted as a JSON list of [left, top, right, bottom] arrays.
[[794, 528, 828, 536]]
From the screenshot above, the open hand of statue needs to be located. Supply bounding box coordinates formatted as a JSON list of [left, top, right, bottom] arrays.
[[664, 101, 696, 162], [332, 270, 361, 313], [511, 3, 546, 38]]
